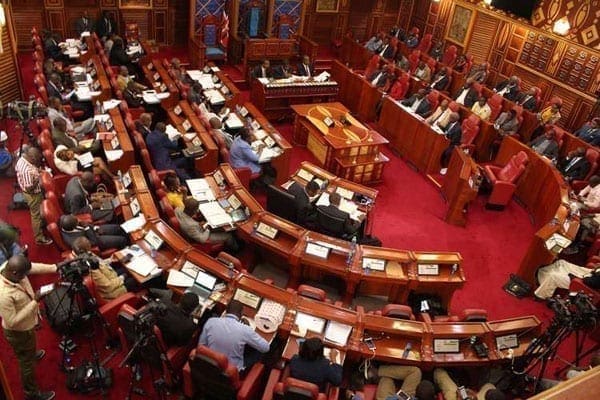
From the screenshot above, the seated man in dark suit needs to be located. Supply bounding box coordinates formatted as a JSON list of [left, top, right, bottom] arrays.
[[452, 78, 478, 108], [574, 118, 600, 146], [46, 73, 93, 119], [401, 89, 431, 117], [558, 147, 590, 183], [376, 36, 394, 59], [287, 180, 320, 226], [368, 62, 391, 88], [317, 192, 361, 238], [296, 55, 315, 77], [64, 172, 115, 223], [440, 112, 463, 173], [252, 59, 273, 79], [515, 87, 539, 111], [146, 122, 192, 181], [274, 59, 293, 79], [59, 214, 128, 251], [529, 128, 559, 161], [135, 113, 153, 136], [494, 75, 520, 101], [429, 67, 450, 91]]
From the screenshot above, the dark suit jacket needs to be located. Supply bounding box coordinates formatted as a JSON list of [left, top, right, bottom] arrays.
[[96, 17, 116, 38], [559, 156, 590, 181], [401, 95, 431, 117], [64, 177, 92, 215], [251, 65, 273, 79], [287, 182, 313, 225], [494, 80, 519, 101], [368, 70, 389, 88], [444, 121, 462, 146], [453, 86, 478, 108], [146, 130, 179, 171], [430, 74, 450, 91], [575, 125, 600, 146], [274, 65, 293, 79], [516, 93, 537, 111], [109, 47, 131, 66], [376, 44, 394, 59], [155, 300, 198, 347], [296, 63, 315, 77], [43, 37, 63, 60], [317, 204, 359, 236], [135, 121, 152, 136], [51, 128, 78, 150], [75, 17, 94, 35], [47, 81, 64, 101], [529, 136, 559, 160], [289, 355, 343, 393]]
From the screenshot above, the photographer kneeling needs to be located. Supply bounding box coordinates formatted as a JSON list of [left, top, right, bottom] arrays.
[[72, 237, 136, 301]]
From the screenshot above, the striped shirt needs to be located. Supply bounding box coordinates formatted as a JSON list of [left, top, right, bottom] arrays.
[[15, 157, 41, 194]]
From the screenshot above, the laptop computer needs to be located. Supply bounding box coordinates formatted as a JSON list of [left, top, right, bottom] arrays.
[[186, 269, 217, 302]]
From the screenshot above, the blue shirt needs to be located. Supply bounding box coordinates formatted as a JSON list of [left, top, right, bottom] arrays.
[[230, 136, 261, 174], [199, 314, 269, 371], [146, 130, 179, 171]]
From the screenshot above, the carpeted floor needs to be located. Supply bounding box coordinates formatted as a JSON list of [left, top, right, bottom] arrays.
[[0, 48, 591, 399]]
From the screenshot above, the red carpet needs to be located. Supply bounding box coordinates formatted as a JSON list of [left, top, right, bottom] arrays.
[[0, 51, 590, 399]]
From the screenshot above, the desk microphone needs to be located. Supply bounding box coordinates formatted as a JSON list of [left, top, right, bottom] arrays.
[[402, 342, 412, 358]]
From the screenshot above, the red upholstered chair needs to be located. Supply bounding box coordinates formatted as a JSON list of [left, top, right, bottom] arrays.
[[219, 147, 254, 190], [531, 86, 542, 111], [408, 50, 421, 73], [448, 101, 460, 113], [182, 345, 265, 400], [459, 114, 481, 155], [571, 148, 600, 191], [425, 90, 440, 117], [487, 94, 504, 122], [389, 73, 410, 100], [441, 45, 457, 66], [426, 57, 437, 76], [548, 125, 566, 149], [417, 33, 433, 53], [483, 151, 529, 208], [472, 82, 483, 98], [216, 251, 243, 271], [200, 14, 227, 62], [363, 55, 381, 79], [464, 54, 473, 75], [373, 304, 415, 320], [262, 367, 339, 400]]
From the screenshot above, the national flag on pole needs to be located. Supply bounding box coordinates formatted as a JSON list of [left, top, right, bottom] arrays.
[[221, 10, 229, 48]]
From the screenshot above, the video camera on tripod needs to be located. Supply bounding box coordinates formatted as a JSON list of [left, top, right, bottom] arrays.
[[547, 291, 598, 330], [57, 255, 98, 283], [133, 300, 168, 335], [4, 99, 47, 122]]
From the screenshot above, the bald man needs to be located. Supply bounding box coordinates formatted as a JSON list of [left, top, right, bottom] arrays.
[[0, 255, 56, 400]]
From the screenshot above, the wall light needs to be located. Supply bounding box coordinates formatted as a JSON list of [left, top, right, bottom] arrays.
[[553, 17, 570, 36], [0, 4, 5, 53]]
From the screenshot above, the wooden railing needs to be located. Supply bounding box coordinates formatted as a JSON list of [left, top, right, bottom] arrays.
[[297, 34, 319, 61]]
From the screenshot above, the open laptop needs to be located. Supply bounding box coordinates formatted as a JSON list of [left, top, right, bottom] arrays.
[[186, 269, 217, 302]]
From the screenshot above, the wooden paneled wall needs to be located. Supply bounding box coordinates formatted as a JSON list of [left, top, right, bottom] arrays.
[[10, 0, 189, 51], [409, 0, 600, 130], [1, 1, 24, 105]]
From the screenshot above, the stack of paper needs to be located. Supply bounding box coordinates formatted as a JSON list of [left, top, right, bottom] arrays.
[[105, 149, 124, 161], [258, 147, 281, 163], [225, 113, 244, 129], [120, 215, 146, 233], [167, 270, 195, 287], [103, 99, 121, 110], [126, 254, 159, 277], [166, 124, 181, 141], [204, 89, 225, 105], [294, 312, 326, 335], [187, 178, 215, 202], [198, 201, 232, 228]]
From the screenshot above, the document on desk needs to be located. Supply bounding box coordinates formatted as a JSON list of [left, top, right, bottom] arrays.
[[120, 214, 146, 233], [316, 192, 330, 207], [75, 152, 94, 168], [104, 149, 124, 162], [167, 269, 195, 287], [186, 178, 215, 202], [323, 348, 342, 364], [204, 89, 225, 105], [198, 201, 233, 228], [103, 99, 121, 110], [142, 90, 160, 104], [258, 147, 281, 163], [165, 124, 182, 141], [296, 169, 314, 182], [126, 254, 159, 277], [335, 186, 354, 200], [324, 320, 353, 346], [197, 75, 215, 89], [225, 113, 244, 129], [294, 312, 326, 335], [186, 70, 204, 82]]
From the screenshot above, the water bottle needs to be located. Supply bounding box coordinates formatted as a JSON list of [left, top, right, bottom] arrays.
[[252, 222, 258, 236], [346, 236, 357, 267], [228, 261, 235, 278]]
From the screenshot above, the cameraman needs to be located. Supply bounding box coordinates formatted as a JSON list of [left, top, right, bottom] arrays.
[[154, 292, 200, 347], [0, 255, 57, 400], [72, 237, 134, 301]]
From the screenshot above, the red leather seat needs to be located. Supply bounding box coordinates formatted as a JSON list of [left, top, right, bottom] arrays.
[[408, 50, 421, 73], [183, 345, 265, 400], [363, 55, 381, 79], [459, 114, 481, 155], [463, 54, 473, 75], [441, 45, 457, 66], [388, 73, 410, 100], [531, 86, 542, 111], [448, 101, 460, 113], [483, 151, 529, 207], [571, 148, 600, 191], [425, 90, 440, 117], [219, 147, 254, 190], [417, 33, 432, 54], [487, 94, 504, 122], [373, 304, 415, 320], [262, 367, 338, 400]]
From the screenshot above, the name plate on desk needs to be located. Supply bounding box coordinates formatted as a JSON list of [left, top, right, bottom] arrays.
[[192, 137, 202, 146], [144, 229, 164, 250], [182, 119, 192, 132], [92, 81, 100, 90], [496, 334, 519, 350], [297, 169, 314, 182], [335, 186, 354, 200], [130, 196, 141, 216], [362, 258, 386, 271], [213, 170, 224, 186], [122, 172, 132, 188], [239, 106, 248, 117], [305, 242, 330, 259], [153, 72, 160, 81], [160, 83, 167, 93], [256, 222, 278, 239], [433, 339, 460, 353], [174, 105, 182, 115], [228, 194, 241, 210], [233, 288, 261, 309], [110, 136, 120, 149], [417, 264, 439, 275], [105, 118, 114, 130], [250, 120, 260, 131]]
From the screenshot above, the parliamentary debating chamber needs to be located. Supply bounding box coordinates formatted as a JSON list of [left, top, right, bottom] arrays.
[[0, 0, 599, 399]]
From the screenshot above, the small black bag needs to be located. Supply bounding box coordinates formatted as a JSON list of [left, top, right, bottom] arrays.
[[66, 362, 112, 393], [503, 273, 532, 298]]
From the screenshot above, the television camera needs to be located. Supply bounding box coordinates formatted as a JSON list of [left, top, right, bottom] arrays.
[[57, 255, 98, 283]]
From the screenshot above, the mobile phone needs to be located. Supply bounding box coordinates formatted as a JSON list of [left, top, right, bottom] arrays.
[[458, 386, 468, 400], [364, 337, 376, 350], [39, 283, 55, 296], [395, 389, 411, 400]]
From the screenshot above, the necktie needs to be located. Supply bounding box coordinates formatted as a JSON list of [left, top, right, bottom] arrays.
[[305, 64, 310, 77]]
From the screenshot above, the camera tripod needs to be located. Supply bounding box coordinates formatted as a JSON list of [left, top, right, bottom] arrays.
[[48, 278, 114, 398], [118, 327, 176, 400]]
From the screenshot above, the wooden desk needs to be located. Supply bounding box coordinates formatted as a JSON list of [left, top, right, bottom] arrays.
[[209, 62, 241, 108], [86, 56, 112, 102], [410, 251, 465, 310], [140, 59, 179, 109], [356, 245, 411, 304], [249, 78, 339, 120], [428, 322, 493, 366], [101, 108, 135, 174], [292, 102, 389, 184], [487, 316, 542, 360], [167, 100, 219, 174], [243, 102, 292, 186], [441, 149, 481, 226]]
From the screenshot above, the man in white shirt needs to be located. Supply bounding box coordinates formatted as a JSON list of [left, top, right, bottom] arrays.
[[414, 61, 431, 83], [453, 78, 477, 108], [471, 96, 491, 122], [577, 175, 600, 210], [47, 97, 95, 137], [426, 99, 451, 128], [365, 35, 383, 52]]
